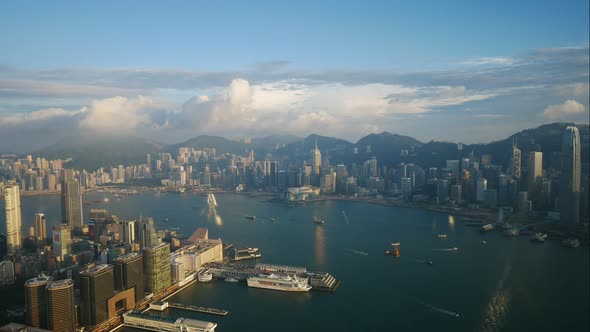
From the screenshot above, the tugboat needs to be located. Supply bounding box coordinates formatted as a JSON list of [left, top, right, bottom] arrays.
[[313, 216, 325, 224]]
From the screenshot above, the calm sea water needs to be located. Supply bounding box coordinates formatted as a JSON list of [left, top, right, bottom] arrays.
[[2, 192, 588, 332]]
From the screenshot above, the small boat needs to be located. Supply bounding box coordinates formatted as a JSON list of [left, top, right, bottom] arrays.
[[530, 233, 547, 242], [480, 224, 495, 232], [163, 218, 169, 222], [387, 243, 401, 257], [313, 216, 325, 224], [437, 234, 447, 238], [562, 238, 581, 248], [225, 277, 239, 282], [245, 215, 256, 220], [426, 259, 433, 266], [270, 218, 276, 222], [480, 240, 487, 245]]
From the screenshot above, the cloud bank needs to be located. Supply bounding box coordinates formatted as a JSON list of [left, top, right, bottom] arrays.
[[0, 45, 588, 152]]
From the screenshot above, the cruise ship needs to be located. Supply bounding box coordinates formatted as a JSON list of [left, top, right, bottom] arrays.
[[247, 274, 311, 292]]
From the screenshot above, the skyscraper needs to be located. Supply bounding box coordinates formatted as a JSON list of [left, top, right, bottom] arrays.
[[527, 151, 543, 198], [4, 184, 22, 254], [80, 264, 115, 327], [143, 243, 171, 295], [137, 217, 157, 250], [113, 252, 144, 302], [312, 138, 322, 176], [61, 169, 83, 230], [508, 141, 522, 180], [47, 278, 76, 332], [52, 224, 71, 261], [560, 126, 581, 225], [34, 213, 47, 244], [25, 274, 52, 328]]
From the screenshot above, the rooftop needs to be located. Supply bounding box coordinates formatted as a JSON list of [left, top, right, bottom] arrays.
[[80, 264, 113, 276], [47, 278, 74, 290], [25, 275, 52, 287]]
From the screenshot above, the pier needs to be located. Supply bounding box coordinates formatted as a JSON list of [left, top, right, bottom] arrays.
[[169, 303, 229, 316]]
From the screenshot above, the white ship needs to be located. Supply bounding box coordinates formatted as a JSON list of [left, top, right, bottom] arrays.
[[207, 193, 218, 207], [247, 274, 311, 292]]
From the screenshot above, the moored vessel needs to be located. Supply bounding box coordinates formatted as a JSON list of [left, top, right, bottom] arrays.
[[247, 274, 311, 292], [313, 216, 325, 224], [480, 224, 495, 232]]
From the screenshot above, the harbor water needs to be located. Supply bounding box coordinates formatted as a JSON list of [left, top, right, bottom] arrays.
[[2, 192, 588, 331]]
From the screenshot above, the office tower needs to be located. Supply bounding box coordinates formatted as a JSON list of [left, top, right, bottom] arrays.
[[114, 252, 145, 302], [121, 219, 136, 245], [4, 184, 22, 254], [25, 275, 52, 328], [0, 260, 16, 286], [34, 213, 47, 244], [52, 224, 71, 261], [476, 179, 488, 202], [137, 217, 157, 250], [61, 169, 83, 230], [143, 243, 171, 295], [312, 138, 322, 176], [451, 184, 462, 203], [80, 264, 115, 327], [508, 141, 521, 180], [527, 151, 543, 198], [560, 126, 581, 225], [47, 278, 76, 332], [446, 160, 460, 181], [401, 177, 412, 196]]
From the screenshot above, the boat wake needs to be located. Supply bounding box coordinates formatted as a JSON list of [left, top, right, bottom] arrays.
[[342, 210, 350, 225], [417, 300, 460, 317], [432, 247, 459, 252], [348, 249, 368, 256]]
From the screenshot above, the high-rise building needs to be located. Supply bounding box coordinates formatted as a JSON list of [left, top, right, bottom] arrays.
[[137, 217, 157, 250], [4, 184, 22, 254], [527, 151, 543, 199], [80, 264, 115, 327], [560, 126, 581, 225], [46, 278, 76, 332], [25, 275, 52, 328], [53, 224, 71, 261], [34, 213, 47, 244], [508, 141, 521, 180], [114, 252, 144, 303], [312, 138, 322, 176], [476, 179, 488, 202], [121, 220, 136, 245], [61, 169, 83, 231], [143, 243, 171, 295]]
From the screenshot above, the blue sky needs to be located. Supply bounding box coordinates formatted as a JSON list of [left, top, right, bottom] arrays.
[[0, 1, 588, 151]]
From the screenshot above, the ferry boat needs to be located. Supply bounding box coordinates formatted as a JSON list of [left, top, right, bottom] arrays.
[[245, 215, 256, 220], [530, 233, 547, 242], [480, 224, 495, 232], [313, 216, 325, 224], [247, 274, 311, 292], [197, 269, 213, 283], [504, 228, 520, 237], [562, 238, 581, 248]]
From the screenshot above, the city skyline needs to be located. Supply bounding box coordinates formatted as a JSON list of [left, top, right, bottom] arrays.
[[0, 2, 588, 152]]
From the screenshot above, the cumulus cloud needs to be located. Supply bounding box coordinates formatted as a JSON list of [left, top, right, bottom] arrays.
[[543, 99, 586, 119], [78, 95, 168, 131]]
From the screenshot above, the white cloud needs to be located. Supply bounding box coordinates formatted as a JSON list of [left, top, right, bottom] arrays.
[[1, 107, 80, 126], [78, 95, 172, 131], [461, 57, 514, 66], [542, 99, 586, 119]]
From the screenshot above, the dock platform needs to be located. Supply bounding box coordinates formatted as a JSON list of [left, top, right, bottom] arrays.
[[169, 302, 229, 316]]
